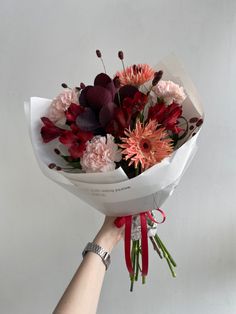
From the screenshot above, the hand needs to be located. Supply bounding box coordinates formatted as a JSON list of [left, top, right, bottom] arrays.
[[93, 216, 124, 253]]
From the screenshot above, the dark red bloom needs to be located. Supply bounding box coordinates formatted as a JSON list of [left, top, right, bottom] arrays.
[[59, 129, 93, 159], [65, 103, 84, 123], [107, 91, 147, 137], [78, 75, 142, 135], [40, 117, 64, 143], [78, 73, 117, 132], [148, 102, 182, 134], [122, 91, 147, 116], [106, 107, 131, 137]]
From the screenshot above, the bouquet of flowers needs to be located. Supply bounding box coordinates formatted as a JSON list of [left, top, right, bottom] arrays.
[[25, 50, 204, 291]]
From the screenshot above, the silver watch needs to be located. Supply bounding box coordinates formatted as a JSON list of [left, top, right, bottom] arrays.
[[82, 242, 111, 270]]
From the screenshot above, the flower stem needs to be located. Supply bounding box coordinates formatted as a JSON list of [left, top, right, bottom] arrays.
[[154, 234, 176, 267], [135, 163, 141, 177], [149, 236, 162, 259], [117, 91, 121, 106], [166, 256, 176, 278], [142, 275, 146, 284], [154, 234, 177, 278], [135, 240, 140, 281], [101, 58, 107, 74], [130, 278, 134, 292], [130, 240, 137, 292]]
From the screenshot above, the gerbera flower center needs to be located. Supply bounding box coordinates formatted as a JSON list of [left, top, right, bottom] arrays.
[[139, 138, 152, 153]]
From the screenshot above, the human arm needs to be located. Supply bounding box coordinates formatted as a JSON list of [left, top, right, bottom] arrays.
[[53, 216, 123, 314]]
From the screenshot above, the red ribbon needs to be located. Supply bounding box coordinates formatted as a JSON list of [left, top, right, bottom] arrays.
[[114, 208, 166, 277]]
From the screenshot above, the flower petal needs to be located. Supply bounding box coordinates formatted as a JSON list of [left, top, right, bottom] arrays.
[[114, 85, 138, 105], [79, 86, 93, 106], [40, 117, 64, 143], [99, 102, 117, 128], [69, 143, 86, 159], [94, 73, 116, 99], [94, 73, 112, 87], [76, 107, 101, 131], [86, 86, 113, 111], [76, 131, 93, 143], [59, 131, 77, 146], [66, 103, 84, 123], [41, 117, 55, 127]]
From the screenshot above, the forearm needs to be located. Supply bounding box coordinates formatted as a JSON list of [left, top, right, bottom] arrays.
[[53, 217, 122, 314], [53, 252, 106, 314]]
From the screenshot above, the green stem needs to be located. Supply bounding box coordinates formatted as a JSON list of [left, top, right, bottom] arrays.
[[135, 240, 140, 281], [154, 234, 177, 278], [130, 240, 137, 292], [130, 279, 134, 292], [155, 234, 177, 267], [149, 236, 162, 259], [117, 91, 121, 106], [142, 275, 146, 284], [166, 256, 176, 278]]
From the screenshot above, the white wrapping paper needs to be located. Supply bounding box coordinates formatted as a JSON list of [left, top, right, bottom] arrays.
[[25, 57, 203, 217]]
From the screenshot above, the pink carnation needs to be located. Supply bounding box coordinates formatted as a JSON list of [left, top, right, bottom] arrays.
[[152, 80, 186, 105], [81, 135, 122, 173], [48, 88, 79, 122]]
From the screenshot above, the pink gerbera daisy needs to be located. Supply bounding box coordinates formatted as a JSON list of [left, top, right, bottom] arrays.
[[120, 120, 173, 170], [116, 64, 155, 86]]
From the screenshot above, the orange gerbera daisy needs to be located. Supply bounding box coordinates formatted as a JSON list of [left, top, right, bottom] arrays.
[[116, 64, 155, 86], [120, 120, 173, 170]]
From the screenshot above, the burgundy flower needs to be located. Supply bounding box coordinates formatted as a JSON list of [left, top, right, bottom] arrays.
[[77, 73, 144, 136], [114, 85, 138, 105], [148, 102, 182, 134], [106, 107, 132, 137], [40, 117, 64, 143], [77, 73, 117, 132]]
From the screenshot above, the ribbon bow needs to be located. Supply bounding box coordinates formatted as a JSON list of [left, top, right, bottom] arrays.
[[114, 208, 166, 276]]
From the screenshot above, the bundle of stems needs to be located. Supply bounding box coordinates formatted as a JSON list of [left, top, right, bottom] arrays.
[[129, 233, 176, 292]]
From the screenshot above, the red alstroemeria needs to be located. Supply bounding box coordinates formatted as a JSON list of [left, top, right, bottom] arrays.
[[40, 117, 64, 143], [59, 129, 93, 159], [148, 102, 183, 134], [122, 91, 148, 115], [66, 103, 84, 123], [107, 91, 147, 137]]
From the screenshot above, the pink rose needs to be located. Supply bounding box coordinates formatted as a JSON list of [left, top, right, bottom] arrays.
[[48, 88, 79, 122], [81, 135, 122, 173], [151, 80, 186, 105]]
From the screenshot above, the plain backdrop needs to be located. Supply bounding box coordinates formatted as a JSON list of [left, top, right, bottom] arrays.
[[0, 0, 236, 313]]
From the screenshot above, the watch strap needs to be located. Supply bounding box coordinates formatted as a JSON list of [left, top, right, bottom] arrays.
[[82, 242, 111, 270]]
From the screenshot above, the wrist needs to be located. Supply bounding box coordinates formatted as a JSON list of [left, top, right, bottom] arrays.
[[93, 216, 123, 252], [82, 242, 111, 270], [93, 232, 118, 253]]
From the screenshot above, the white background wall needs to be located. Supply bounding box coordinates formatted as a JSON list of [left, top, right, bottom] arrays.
[[0, 0, 236, 313]]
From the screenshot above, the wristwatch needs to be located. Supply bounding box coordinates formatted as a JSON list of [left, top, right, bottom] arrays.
[[82, 242, 111, 270]]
